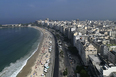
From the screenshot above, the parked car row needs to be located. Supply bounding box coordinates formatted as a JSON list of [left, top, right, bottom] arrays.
[[67, 52, 75, 64]]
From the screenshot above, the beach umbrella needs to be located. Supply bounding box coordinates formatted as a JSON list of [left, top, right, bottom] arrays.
[[46, 66, 49, 69], [41, 74, 44, 76]]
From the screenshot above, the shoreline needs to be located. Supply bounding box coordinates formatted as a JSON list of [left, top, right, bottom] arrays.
[[17, 26, 44, 77]]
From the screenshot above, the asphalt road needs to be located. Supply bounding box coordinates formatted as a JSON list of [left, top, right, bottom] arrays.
[[59, 33, 74, 77], [53, 29, 75, 77], [48, 28, 59, 77]]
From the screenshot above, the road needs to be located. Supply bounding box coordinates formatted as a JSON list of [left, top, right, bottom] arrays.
[[44, 27, 82, 77], [49, 28, 77, 77], [47, 28, 59, 77], [63, 44, 74, 77], [59, 33, 74, 77], [53, 33, 59, 77]]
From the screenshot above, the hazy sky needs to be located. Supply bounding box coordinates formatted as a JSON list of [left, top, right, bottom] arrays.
[[0, 0, 116, 24]]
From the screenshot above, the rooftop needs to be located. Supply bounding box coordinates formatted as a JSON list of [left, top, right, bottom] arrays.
[[103, 67, 116, 76], [89, 55, 101, 64]]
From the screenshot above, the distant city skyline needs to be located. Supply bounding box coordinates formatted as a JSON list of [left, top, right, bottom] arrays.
[[0, 0, 116, 24]]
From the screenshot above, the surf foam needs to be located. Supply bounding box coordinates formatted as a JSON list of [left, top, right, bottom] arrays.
[[0, 30, 43, 77]]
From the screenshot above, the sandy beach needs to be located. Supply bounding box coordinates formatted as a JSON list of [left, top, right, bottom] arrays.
[[17, 26, 54, 77]]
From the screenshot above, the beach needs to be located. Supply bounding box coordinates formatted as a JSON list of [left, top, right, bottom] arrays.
[[17, 26, 55, 77]]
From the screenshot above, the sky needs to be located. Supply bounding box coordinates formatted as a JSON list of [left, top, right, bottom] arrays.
[[0, 0, 116, 24]]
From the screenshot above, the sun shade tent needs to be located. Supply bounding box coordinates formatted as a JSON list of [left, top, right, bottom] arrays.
[[41, 74, 44, 76]]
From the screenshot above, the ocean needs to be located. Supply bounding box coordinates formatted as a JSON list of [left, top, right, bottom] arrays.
[[0, 27, 42, 77]]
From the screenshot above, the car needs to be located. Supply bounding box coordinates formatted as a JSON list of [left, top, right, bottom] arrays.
[[69, 57, 72, 59]]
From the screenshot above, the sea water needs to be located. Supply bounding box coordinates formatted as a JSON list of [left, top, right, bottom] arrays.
[[0, 27, 42, 77]]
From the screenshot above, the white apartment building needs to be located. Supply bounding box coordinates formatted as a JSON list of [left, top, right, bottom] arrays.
[[75, 38, 97, 65]]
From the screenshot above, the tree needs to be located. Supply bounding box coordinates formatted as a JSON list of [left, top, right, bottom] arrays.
[[63, 68, 68, 76], [60, 50, 64, 57], [76, 66, 83, 73], [74, 70, 78, 73], [64, 37, 70, 42], [68, 46, 78, 55], [80, 69, 87, 77]]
